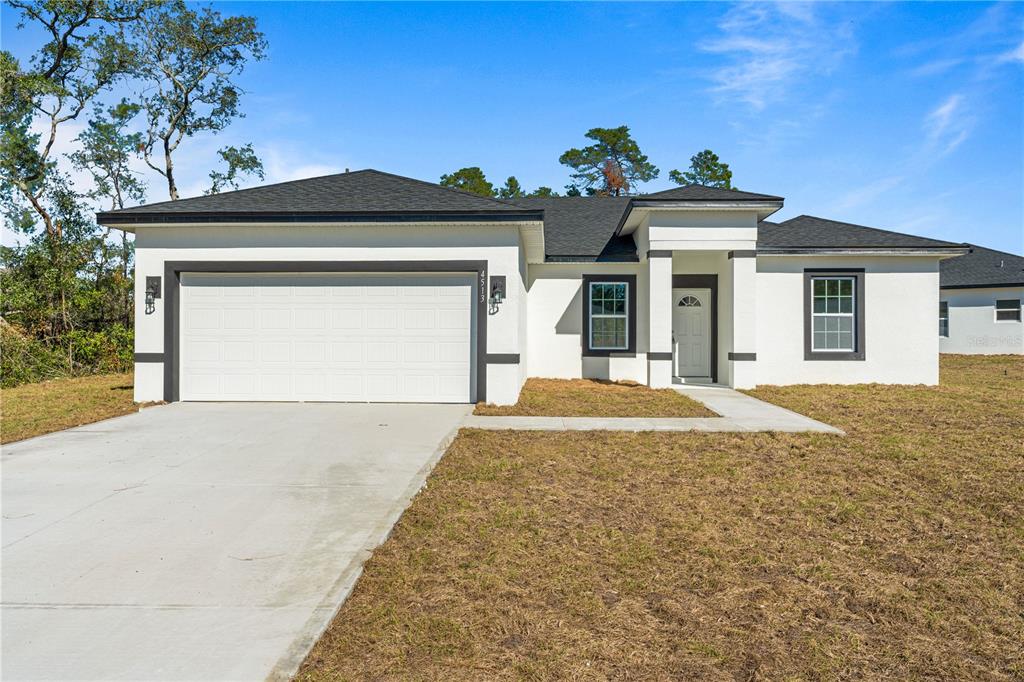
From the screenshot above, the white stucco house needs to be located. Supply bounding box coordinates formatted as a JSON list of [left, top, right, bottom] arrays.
[[97, 169, 970, 406], [939, 244, 1024, 354]]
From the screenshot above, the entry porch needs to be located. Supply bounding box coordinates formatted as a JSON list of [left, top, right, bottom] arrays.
[[646, 249, 757, 389]]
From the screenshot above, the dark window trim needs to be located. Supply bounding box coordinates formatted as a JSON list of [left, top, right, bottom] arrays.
[[994, 298, 1022, 322], [582, 274, 637, 357], [162, 260, 487, 403], [803, 268, 866, 361], [672, 274, 718, 383]]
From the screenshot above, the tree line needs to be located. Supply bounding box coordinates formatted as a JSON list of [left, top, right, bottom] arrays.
[[439, 125, 735, 199], [1, 0, 266, 386]]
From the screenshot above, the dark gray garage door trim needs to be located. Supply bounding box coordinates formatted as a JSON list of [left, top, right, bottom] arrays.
[[163, 260, 488, 403]]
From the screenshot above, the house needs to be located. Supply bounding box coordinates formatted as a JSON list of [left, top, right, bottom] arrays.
[[96, 169, 969, 405], [939, 244, 1024, 354]]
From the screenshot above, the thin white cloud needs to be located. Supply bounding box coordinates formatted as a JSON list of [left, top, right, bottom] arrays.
[[262, 147, 347, 185], [996, 41, 1024, 64], [700, 2, 856, 110], [833, 175, 906, 212], [908, 58, 965, 78], [924, 94, 973, 155]]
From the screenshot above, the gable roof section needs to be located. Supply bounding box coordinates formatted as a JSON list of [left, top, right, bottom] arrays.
[[940, 243, 1024, 289], [758, 215, 966, 252], [510, 196, 634, 261], [96, 169, 541, 224], [640, 184, 783, 202]]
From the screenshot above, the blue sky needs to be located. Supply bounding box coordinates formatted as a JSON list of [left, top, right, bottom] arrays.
[[3, 1, 1022, 253]]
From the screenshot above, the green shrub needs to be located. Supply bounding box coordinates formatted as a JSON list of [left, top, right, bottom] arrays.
[[0, 323, 70, 388], [66, 325, 134, 375], [1, 323, 134, 388]]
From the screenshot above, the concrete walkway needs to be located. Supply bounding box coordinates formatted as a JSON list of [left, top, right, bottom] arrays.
[[2, 402, 470, 682], [463, 384, 843, 434]]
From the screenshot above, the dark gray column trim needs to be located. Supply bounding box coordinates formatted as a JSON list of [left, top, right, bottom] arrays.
[[803, 268, 866, 361], [728, 352, 757, 361], [485, 353, 520, 364], [671, 274, 718, 383], [647, 250, 673, 259], [581, 274, 638, 357], [134, 352, 165, 363], [728, 250, 757, 259], [648, 351, 673, 361], [162, 260, 488, 403]]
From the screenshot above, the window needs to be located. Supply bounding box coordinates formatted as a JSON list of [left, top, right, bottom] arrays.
[[582, 274, 636, 355], [803, 269, 865, 361], [590, 282, 628, 349], [995, 299, 1021, 322], [678, 295, 702, 307], [939, 301, 949, 337], [811, 277, 856, 351]]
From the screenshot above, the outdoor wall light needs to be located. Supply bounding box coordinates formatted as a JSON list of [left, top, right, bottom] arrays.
[[145, 276, 161, 315], [489, 275, 506, 315]]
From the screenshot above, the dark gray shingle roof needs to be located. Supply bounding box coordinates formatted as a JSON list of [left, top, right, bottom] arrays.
[[98, 169, 976, 261], [510, 196, 634, 260], [758, 215, 965, 250], [940, 244, 1024, 289], [641, 184, 783, 202], [98, 169, 533, 218]]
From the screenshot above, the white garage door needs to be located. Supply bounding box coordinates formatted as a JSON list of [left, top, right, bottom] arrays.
[[179, 273, 475, 403]]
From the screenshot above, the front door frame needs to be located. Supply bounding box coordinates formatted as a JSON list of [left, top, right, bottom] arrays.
[[671, 274, 718, 383], [162, 260, 488, 403], [672, 287, 712, 378]]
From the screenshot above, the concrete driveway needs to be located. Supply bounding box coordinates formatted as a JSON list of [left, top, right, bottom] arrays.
[[2, 402, 470, 681]]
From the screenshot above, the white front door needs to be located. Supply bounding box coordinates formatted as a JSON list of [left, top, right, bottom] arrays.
[[179, 272, 474, 403], [673, 288, 711, 377]]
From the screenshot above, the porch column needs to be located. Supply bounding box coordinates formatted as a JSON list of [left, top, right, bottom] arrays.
[[647, 250, 673, 388], [728, 250, 758, 389]]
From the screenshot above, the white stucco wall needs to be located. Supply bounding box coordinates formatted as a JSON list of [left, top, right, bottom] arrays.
[[940, 286, 1024, 354], [646, 209, 760, 252], [133, 223, 527, 404], [756, 256, 941, 385], [526, 262, 648, 383]]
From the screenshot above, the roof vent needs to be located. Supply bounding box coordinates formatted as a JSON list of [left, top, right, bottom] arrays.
[[345, 168, 349, 173]]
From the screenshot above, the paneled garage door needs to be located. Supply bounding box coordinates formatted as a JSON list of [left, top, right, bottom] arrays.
[[179, 273, 475, 403]]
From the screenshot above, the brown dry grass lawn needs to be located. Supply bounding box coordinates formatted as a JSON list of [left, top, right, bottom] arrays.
[[475, 377, 715, 418], [0, 373, 148, 444], [300, 355, 1023, 681]]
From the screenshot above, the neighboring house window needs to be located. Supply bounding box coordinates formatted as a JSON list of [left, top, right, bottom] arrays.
[[803, 269, 865, 361], [582, 274, 637, 356], [995, 299, 1021, 322], [939, 301, 949, 337]]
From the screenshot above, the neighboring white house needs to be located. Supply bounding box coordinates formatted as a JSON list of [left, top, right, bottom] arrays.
[[939, 244, 1024, 355], [96, 170, 969, 406]]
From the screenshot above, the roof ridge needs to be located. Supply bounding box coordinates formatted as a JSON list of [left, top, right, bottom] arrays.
[[783, 214, 965, 247], [107, 168, 522, 214], [358, 168, 522, 209], [641, 184, 784, 201]]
